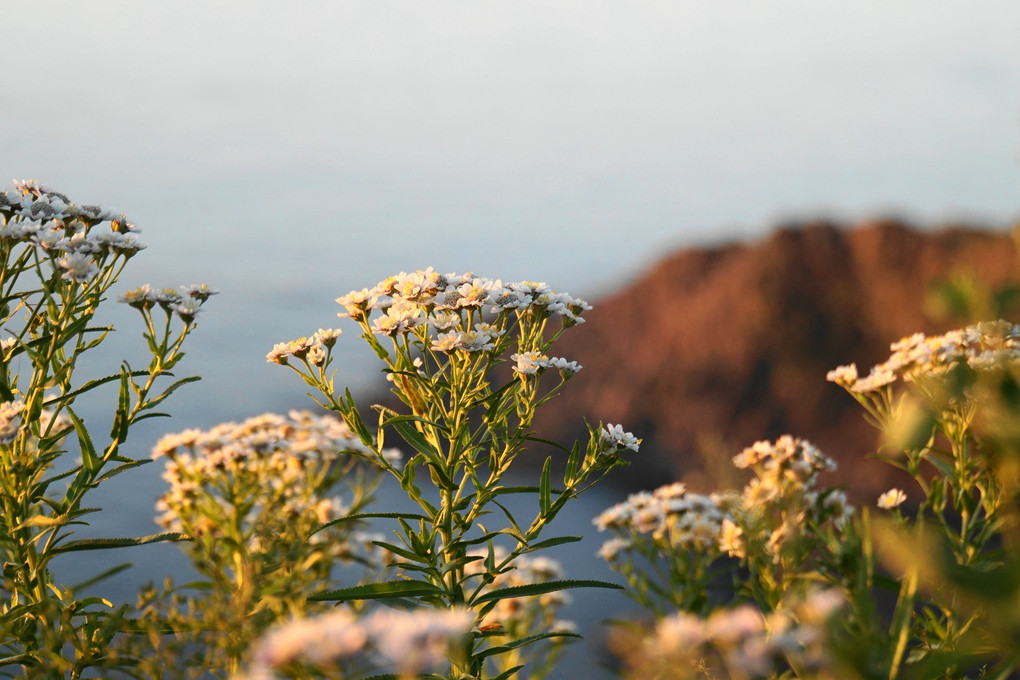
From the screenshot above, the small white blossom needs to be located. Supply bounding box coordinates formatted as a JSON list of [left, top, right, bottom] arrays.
[[877, 488, 907, 510], [55, 252, 99, 283], [511, 350, 546, 375], [601, 424, 641, 453], [598, 537, 631, 562], [172, 297, 202, 323]]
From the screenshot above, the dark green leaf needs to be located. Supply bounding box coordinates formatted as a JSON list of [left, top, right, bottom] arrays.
[[66, 406, 98, 473], [492, 501, 524, 542], [473, 579, 623, 605], [131, 411, 172, 423], [477, 630, 582, 660], [309, 579, 443, 602], [523, 535, 583, 552], [71, 563, 132, 592], [488, 485, 540, 495], [95, 459, 149, 485], [491, 665, 526, 680], [539, 457, 552, 516], [55, 371, 144, 403], [387, 416, 443, 463], [52, 532, 187, 554], [370, 540, 429, 564]]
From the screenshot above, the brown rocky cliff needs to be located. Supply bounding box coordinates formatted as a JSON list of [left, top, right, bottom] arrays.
[[533, 219, 1019, 502]]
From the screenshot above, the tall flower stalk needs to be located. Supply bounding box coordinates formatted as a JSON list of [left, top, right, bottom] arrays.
[[271, 269, 636, 679], [0, 181, 211, 677]]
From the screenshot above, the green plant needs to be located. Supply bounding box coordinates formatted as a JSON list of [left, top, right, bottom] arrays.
[[0, 180, 210, 678], [602, 319, 1020, 679], [267, 269, 637, 680], [119, 410, 390, 679]]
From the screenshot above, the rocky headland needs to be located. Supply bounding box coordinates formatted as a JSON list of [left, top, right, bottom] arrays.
[[530, 219, 1019, 503]]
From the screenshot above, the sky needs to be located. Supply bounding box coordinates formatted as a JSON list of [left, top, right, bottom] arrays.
[[3, 0, 1020, 431]]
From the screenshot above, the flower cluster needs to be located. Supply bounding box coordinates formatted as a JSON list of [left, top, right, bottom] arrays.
[[237, 606, 474, 680], [733, 436, 837, 489], [118, 283, 218, 323], [266, 328, 342, 366], [733, 437, 852, 561], [0, 179, 146, 283], [594, 482, 740, 557], [827, 320, 1020, 394], [616, 590, 844, 679], [336, 269, 592, 335], [153, 410, 398, 545], [595, 436, 851, 616], [509, 350, 581, 375]]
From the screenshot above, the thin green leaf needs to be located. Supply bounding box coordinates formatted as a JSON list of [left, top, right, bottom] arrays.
[[65, 406, 98, 473], [370, 540, 429, 564], [488, 485, 540, 495], [71, 563, 133, 592], [492, 501, 524, 542], [491, 665, 526, 680], [16, 514, 68, 529], [439, 554, 484, 575], [331, 511, 431, 523], [524, 434, 572, 455], [146, 375, 202, 406], [387, 416, 443, 463], [473, 579, 623, 605], [343, 388, 375, 446], [539, 457, 552, 516], [131, 411, 172, 423], [53, 371, 145, 403], [477, 630, 583, 660], [564, 441, 582, 484], [460, 530, 515, 547], [52, 532, 187, 554], [523, 535, 583, 552], [110, 368, 131, 441], [95, 459, 149, 485], [309, 579, 443, 602], [74, 595, 115, 610]]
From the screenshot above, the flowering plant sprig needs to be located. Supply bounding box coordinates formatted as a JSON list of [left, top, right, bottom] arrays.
[[272, 269, 635, 679], [119, 411, 392, 679], [234, 606, 475, 680], [611, 589, 845, 680], [594, 436, 852, 617], [0, 180, 209, 677], [607, 317, 1020, 679], [824, 320, 1020, 675]]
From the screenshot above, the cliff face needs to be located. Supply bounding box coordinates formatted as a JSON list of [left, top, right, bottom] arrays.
[[533, 219, 1019, 501]]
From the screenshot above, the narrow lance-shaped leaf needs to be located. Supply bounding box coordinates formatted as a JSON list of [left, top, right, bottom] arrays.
[[309, 579, 444, 602], [51, 532, 187, 554], [66, 406, 98, 473], [523, 535, 582, 552], [473, 579, 624, 605], [539, 457, 552, 517], [387, 415, 444, 465], [476, 630, 583, 661]]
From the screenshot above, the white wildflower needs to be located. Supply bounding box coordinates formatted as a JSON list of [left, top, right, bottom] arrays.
[[55, 252, 99, 283], [598, 537, 631, 562], [601, 424, 641, 453], [511, 350, 546, 375], [877, 488, 907, 510]]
